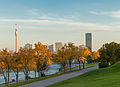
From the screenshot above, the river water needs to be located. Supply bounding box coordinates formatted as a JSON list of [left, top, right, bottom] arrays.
[[0, 63, 79, 84], [0, 63, 61, 84]]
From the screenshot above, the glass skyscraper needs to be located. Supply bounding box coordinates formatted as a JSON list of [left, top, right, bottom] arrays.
[[85, 33, 92, 52]]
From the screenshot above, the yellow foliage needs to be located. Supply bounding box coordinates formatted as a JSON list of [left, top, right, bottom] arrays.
[[90, 51, 100, 60], [53, 47, 70, 64], [18, 47, 37, 71], [0, 48, 14, 71], [77, 47, 90, 62], [35, 42, 52, 69]]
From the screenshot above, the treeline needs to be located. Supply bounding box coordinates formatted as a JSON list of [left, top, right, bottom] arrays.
[[99, 42, 120, 67], [0, 42, 52, 84], [0, 42, 100, 84], [53, 43, 100, 72]]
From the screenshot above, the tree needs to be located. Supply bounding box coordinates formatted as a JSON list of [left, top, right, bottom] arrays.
[[53, 47, 70, 72], [0, 48, 14, 84], [35, 42, 52, 77], [18, 47, 37, 80], [67, 43, 76, 71], [12, 52, 23, 82], [78, 47, 90, 69], [74, 46, 82, 70], [99, 42, 120, 66], [90, 51, 100, 62]]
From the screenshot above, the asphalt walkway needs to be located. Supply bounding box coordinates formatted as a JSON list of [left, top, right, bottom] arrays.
[[19, 65, 98, 87]]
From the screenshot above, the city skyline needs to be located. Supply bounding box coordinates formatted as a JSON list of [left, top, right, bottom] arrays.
[[1, 0, 120, 51]]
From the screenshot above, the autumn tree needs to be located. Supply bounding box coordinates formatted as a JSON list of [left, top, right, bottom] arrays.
[[67, 43, 76, 71], [18, 47, 37, 80], [78, 47, 90, 69], [53, 47, 70, 72], [12, 52, 23, 82], [0, 48, 14, 84], [74, 46, 82, 69], [90, 51, 100, 62], [35, 42, 52, 77]]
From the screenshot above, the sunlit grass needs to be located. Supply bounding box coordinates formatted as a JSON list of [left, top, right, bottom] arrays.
[[48, 62, 120, 87]]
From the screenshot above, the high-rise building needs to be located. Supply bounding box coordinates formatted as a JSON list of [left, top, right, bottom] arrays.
[[25, 43, 32, 49], [48, 42, 62, 54], [55, 42, 63, 52], [85, 33, 92, 52]]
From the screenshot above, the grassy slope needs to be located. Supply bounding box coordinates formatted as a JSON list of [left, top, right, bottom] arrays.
[[48, 62, 120, 87]]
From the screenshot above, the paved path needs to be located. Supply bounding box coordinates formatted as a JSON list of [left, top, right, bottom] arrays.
[[19, 65, 98, 87]]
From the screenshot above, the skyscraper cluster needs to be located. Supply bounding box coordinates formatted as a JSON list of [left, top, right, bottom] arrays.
[[48, 42, 63, 54]]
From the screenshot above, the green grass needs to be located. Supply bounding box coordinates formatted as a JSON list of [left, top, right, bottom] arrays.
[[48, 62, 120, 87], [2, 65, 94, 87]]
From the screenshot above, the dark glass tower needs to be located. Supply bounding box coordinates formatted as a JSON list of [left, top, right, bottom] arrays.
[[85, 33, 92, 52]]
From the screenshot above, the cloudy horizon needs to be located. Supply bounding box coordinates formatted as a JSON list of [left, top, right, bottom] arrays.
[[0, 0, 120, 51]]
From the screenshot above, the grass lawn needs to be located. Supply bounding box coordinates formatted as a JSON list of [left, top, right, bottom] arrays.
[[48, 62, 120, 87], [2, 65, 95, 87]]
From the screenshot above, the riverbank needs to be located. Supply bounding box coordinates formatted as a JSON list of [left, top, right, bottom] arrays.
[[1, 64, 95, 87]]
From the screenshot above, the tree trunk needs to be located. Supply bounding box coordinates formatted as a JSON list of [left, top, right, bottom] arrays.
[[26, 71, 29, 80], [16, 68, 18, 82], [7, 68, 10, 84], [2, 70, 7, 84], [37, 64, 41, 78], [78, 60, 81, 70], [34, 69, 36, 78], [23, 69, 29, 81], [63, 63, 66, 73], [69, 60, 72, 71], [38, 70, 41, 78], [40, 71, 42, 77], [83, 61, 85, 69]]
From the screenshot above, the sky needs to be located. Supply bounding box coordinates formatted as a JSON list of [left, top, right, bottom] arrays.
[[0, 0, 120, 51]]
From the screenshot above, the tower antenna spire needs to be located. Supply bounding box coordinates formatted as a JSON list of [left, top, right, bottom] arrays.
[[15, 24, 18, 53]]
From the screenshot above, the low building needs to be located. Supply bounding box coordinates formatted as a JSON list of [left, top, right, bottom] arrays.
[[25, 43, 32, 49]]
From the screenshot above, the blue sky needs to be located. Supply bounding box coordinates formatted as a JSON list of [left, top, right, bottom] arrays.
[[0, 0, 120, 51]]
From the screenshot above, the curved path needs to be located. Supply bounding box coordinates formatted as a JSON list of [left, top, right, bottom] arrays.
[[19, 65, 98, 87]]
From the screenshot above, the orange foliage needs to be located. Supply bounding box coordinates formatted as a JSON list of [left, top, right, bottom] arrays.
[[78, 47, 90, 61], [90, 51, 100, 60], [18, 47, 37, 71], [35, 42, 52, 72]]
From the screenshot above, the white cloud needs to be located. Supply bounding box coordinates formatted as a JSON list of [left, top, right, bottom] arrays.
[[90, 10, 120, 18], [0, 18, 112, 31], [28, 9, 39, 15], [90, 11, 99, 15], [0, 18, 50, 23]]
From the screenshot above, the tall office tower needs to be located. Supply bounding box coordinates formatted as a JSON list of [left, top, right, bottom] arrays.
[[85, 33, 92, 52], [25, 43, 32, 49], [55, 42, 63, 52], [15, 24, 18, 53]]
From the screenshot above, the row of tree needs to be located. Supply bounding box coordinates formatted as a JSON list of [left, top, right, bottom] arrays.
[[53, 43, 100, 72], [0, 42, 100, 84], [0, 42, 52, 84]]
